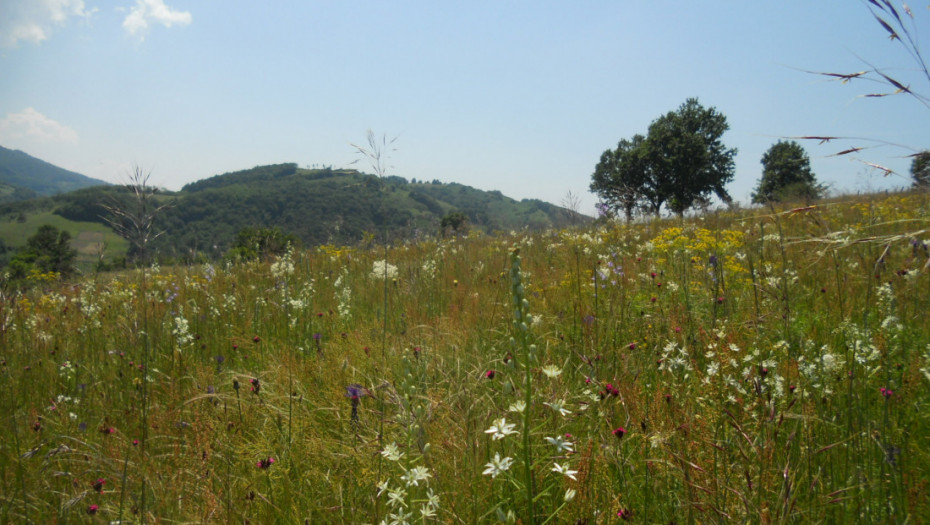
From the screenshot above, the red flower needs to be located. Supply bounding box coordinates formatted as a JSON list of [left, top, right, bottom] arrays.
[[92, 478, 105, 493], [485, 370, 496, 379], [257, 457, 275, 469], [87, 504, 99, 515], [618, 508, 633, 520], [252, 336, 261, 343], [612, 427, 626, 439]]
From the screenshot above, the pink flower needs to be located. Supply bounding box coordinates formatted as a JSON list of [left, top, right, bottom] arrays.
[[257, 457, 275, 469], [612, 427, 626, 439], [485, 370, 496, 379], [87, 504, 99, 515]]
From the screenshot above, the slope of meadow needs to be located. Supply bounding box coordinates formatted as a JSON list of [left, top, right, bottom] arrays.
[[1, 192, 928, 523]]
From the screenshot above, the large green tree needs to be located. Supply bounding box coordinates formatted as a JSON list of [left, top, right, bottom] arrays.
[[590, 98, 736, 217], [752, 140, 825, 203]]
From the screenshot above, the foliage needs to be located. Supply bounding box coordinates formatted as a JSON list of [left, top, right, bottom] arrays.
[[590, 134, 649, 221], [753, 140, 825, 203], [591, 98, 736, 217], [912, 150, 930, 188], [439, 211, 468, 236], [4, 224, 77, 285], [227, 226, 300, 261]]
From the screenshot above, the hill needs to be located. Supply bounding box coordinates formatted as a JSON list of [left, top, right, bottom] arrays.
[[0, 145, 108, 201], [1, 162, 586, 264]]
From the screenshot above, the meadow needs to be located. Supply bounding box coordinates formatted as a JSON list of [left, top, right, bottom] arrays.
[[1, 191, 928, 524]]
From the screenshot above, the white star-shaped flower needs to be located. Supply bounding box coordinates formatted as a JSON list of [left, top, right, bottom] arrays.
[[485, 417, 518, 440]]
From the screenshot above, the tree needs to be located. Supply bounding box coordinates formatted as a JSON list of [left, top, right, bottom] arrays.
[[440, 211, 469, 237], [7, 224, 77, 281], [912, 150, 930, 188], [590, 135, 650, 220], [590, 98, 736, 217], [646, 98, 736, 215], [752, 140, 825, 203], [227, 226, 300, 261]]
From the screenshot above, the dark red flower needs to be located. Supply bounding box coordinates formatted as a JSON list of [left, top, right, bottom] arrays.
[[92, 478, 105, 493], [485, 370, 496, 379], [87, 504, 99, 515], [612, 427, 626, 439], [618, 508, 633, 520], [256, 457, 275, 469]]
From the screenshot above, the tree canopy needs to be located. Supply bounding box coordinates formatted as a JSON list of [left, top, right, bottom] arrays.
[[752, 140, 825, 204], [590, 98, 736, 218], [912, 151, 930, 188]]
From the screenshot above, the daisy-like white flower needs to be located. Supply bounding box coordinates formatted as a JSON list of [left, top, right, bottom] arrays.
[[376, 479, 389, 497], [386, 486, 407, 508], [544, 435, 574, 453], [541, 364, 562, 378], [485, 417, 518, 440], [507, 400, 526, 413], [483, 453, 514, 478], [381, 442, 404, 462], [552, 462, 578, 480], [400, 465, 432, 487], [544, 399, 572, 417]]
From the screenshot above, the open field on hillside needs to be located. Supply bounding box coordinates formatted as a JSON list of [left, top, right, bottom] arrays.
[[1, 192, 928, 524]]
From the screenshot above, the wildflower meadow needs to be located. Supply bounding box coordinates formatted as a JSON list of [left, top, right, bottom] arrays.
[[1, 191, 929, 524]]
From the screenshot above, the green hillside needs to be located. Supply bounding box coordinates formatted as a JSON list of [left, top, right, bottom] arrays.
[[0, 145, 108, 200], [0, 163, 585, 265]]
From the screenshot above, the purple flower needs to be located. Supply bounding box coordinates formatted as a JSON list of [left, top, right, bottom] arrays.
[[345, 384, 366, 399]]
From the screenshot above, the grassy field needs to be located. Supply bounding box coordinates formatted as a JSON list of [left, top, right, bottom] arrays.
[[0, 191, 928, 524], [0, 211, 129, 271]]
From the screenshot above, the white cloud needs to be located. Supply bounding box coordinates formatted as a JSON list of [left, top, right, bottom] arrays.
[[0, 0, 94, 48], [122, 0, 192, 40], [0, 108, 79, 144]]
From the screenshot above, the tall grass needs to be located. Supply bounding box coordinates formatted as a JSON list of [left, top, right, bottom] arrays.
[[0, 190, 928, 523]]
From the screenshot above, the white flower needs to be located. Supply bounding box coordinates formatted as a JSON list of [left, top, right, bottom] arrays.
[[483, 453, 514, 478], [541, 365, 562, 379], [544, 399, 571, 417], [485, 417, 518, 440], [564, 488, 577, 502], [400, 465, 432, 487], [507, 400, 526, 413], [386, 486, 407, 508], [381, 442, 404, 462], [376, 480, 389, 497], [544, 435, 573, 453], [551, 462, 578, 481], [371, 260, 399, 280]]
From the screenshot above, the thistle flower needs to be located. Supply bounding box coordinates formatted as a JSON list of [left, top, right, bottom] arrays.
[[541, 365, 562, 378]]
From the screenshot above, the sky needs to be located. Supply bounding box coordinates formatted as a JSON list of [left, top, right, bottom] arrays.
[[2, 1, 929, 216]]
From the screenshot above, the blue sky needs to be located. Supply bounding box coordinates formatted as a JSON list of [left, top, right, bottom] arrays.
[[2, 1, 929, 215]]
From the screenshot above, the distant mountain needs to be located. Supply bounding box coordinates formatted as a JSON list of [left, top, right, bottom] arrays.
[[0, 145, 108, 201], [4, 162, 586, 262]]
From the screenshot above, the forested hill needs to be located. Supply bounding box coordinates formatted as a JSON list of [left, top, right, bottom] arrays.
[[0, 145, 108, 202], [2, 163, 585, 261]]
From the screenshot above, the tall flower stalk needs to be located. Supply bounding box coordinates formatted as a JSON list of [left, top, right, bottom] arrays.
[[509, 247, 537, 521]]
